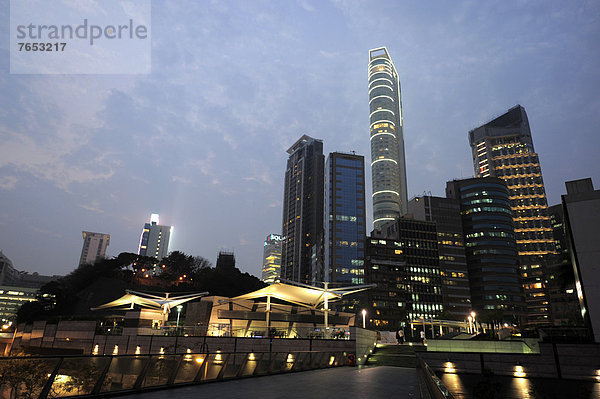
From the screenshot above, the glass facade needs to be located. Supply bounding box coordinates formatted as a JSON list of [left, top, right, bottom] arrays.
[[447, 177, 526, 323], [365, 219, 443, 330], [368, 47, 408, 229], [325, 152, 366, 284], [281, 135, 325, 284], [408, 196, 472, 319]]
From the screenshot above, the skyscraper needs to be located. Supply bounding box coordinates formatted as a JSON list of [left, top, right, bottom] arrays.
[[79, 231, 110, 266], [446, 177, 526, 323], [281, 135, 325, 284], [368, 47, 408, 229], [469, 105, 555, 326], [138, 213, 172, 270], [324, 152, 366, 284], [261, 234, 282, 284]]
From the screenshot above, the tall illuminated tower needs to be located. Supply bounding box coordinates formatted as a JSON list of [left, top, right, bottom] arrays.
[[469, 105, 555, 326], [368, 47, 408, 229], [261, 234, 282, 284], [138, 213, 172, 273]]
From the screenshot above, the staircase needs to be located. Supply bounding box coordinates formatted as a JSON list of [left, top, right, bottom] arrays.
[[365, 344, 423, 368]]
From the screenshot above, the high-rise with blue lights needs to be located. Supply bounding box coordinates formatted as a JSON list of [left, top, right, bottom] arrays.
[[324, 152, 366, 284], [368, 47, 408, 229]]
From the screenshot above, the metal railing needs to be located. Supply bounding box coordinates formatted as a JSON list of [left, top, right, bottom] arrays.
[[0, 350, 348, 398], [416, 354, 455, 399], [95, 324, 351, 339]]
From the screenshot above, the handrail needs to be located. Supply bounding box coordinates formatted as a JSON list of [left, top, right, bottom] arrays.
[[416, 354, 455, 399]]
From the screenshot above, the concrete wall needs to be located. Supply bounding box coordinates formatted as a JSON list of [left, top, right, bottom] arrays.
[[420, 342, 600, 382], [426, 338, 538, 354], [351, 327, 377, 365]]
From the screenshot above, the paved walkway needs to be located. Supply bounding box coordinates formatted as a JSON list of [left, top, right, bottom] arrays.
[[122, 366, 420, 399]]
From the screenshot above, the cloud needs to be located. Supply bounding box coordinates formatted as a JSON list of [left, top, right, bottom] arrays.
[[172, 175, 192, 184], [32, 227, 63, 238], [0, 176, 18, 190], [299, 0, 315, 12], [79, 201, 104, 214], [0, 130, 115, 190]]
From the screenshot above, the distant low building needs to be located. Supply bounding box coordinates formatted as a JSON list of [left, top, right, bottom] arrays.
[[0, 251, 60, 323]]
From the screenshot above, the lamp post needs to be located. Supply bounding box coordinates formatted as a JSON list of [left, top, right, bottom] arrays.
[[176, 305, 183, 333], [361, 309, 367, 329], [470, 311, 476, 333]]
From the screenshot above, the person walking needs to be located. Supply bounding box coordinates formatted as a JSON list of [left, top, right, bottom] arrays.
[[396, 328, 405, 345]]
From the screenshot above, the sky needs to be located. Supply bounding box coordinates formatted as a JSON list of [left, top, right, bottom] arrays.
[[0, 0, 599, 278]]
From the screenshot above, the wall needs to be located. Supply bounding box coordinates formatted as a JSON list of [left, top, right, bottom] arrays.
[[420, 342, 600, 382]]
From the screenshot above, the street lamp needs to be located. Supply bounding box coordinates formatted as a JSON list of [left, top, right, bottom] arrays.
[[361, 309, 367, 329], [470, 311, 476, 333], [176, 305, 183, 332]]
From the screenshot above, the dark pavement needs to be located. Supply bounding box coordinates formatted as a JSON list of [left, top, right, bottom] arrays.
[[121, 366, 420, 399]]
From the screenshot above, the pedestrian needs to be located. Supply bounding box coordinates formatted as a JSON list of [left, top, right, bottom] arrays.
[[398, 329, 404, 345], [420, 330, 426, 345]]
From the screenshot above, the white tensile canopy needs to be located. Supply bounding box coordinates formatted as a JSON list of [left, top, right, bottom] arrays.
[[91, 290, 208, 320], [233, 281, 375, 333]]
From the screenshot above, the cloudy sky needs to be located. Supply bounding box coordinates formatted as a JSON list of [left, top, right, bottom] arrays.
[[1, 0, 599, 278]]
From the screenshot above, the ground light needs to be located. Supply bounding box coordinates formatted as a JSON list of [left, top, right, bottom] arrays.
[[135, 346, 141, 355], [92, 344, 99, 355], [329, 356, 335, 366], [513, 363, 526, 377], [444, 361, 456, 373], [286, 353, 294, 363], [248, 353, 256, 361], [112, 345, 118, 355], [596, 369, 600, 382]]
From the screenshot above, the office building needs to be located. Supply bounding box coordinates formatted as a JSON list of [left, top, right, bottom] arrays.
[[216, 250, 236, 270], [546, 204, 581, 326], [365, 218, 443, 330], [79, 231, 110, 266], [324, 152, 366, 284], [561, 178, 600, 341], [368, 47, 408, 229], [469, 105, 555, 326], [281, 135, 325, 284], [447, 177, 526, 323], [138, 214, 172, 272], [408, 196, 472, 319], [262, 234, 283, 284]]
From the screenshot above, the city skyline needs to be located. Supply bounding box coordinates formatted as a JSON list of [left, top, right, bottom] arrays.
[[1, 1, 599, 278]]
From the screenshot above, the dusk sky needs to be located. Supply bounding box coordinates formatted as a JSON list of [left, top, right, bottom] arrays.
[[1, 0, 599, 278]]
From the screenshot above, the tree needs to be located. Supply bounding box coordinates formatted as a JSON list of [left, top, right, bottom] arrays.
[[17, 253, 152, 322]]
